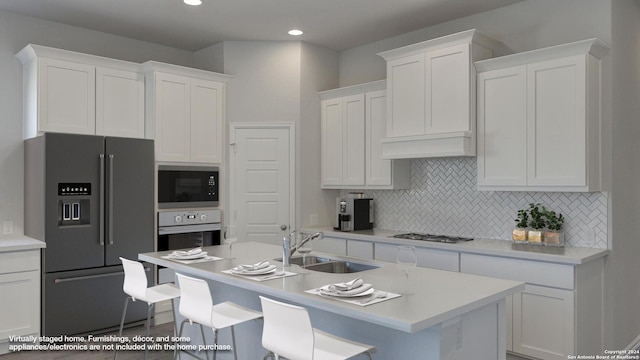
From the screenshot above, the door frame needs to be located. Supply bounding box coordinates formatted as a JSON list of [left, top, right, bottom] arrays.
[[228, 122, 296, 238]]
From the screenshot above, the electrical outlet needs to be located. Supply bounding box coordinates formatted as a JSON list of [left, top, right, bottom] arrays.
[[309, 214, 319, 226], [3, 221, 13, 235]]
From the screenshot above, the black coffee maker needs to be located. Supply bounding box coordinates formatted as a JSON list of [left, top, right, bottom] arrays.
[[334, 194, 374, 232]]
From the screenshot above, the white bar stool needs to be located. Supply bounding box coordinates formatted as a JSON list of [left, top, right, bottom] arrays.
[[116, 257, 181, 360], [175, 273, 263, 360], [259, 296, 376, 360]]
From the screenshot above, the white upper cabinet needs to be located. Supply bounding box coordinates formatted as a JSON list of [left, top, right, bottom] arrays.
[[95, 67, 145, 138], [17, 44, 145, 139], [320, 80, 409, 189], [144, 62, 230, 164], [476, 39, 609, 192], [378, 29, 500, 159]]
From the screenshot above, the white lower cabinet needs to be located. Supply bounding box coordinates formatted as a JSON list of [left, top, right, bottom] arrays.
[[460, 253, 603, 360], [0, 250, 40, 355], [374, 242, 459, 272], [513, 284, 574, 359]]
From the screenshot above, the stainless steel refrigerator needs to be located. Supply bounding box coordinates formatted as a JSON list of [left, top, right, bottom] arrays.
[[24, 133, 154, 336]]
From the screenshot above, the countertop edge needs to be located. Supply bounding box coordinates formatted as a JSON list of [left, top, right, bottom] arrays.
[[0, 236, 46, 252], [303, 227, 610, 265]]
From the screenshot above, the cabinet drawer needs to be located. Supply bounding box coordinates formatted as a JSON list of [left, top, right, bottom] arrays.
[[347, 240, 374, 259], [375, 243, 459, 272], [314, 238, 347, 256], [460, 253, 574, 289], [0, 250, 40, 274]]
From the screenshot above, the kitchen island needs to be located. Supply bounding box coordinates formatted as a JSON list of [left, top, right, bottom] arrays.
[[140, 242, 524, 360]]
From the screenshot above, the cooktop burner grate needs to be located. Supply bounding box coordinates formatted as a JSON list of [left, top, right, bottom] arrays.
[[391, 233, 473, 243]]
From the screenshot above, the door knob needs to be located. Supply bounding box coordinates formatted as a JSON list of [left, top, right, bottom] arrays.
[[280, 225, 288, 231]]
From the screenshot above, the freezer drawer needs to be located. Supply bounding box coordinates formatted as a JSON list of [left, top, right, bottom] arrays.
[[43, 265, 151, 336]]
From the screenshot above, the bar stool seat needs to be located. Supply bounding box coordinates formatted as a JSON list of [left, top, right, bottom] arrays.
[[116, 257, 181, 360], [259, 296, 376, 360], [175, 272, 263, 360]]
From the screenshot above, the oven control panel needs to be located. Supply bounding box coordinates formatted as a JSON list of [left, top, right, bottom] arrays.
[[158, 209, 221, 227]]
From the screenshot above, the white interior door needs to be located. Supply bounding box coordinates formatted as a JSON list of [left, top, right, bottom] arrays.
[[229, 123, 295, 245]]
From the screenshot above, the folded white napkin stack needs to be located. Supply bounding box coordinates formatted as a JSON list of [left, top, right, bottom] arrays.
[[328, 278, 363, 292], [232, 261, 276, 274], [168, 248, 207, 259]]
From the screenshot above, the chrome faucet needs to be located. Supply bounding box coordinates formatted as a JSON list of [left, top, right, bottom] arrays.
[[283, 230, 322, 266]]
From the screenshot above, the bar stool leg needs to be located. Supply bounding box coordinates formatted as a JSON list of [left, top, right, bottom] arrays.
[[143, 303, 154, 360], [230, 326, 238, 360], [199, 324, 210, 360], [211, 328, 218, 360], [174, 319, 189, 360], [171, 298, 178, 360], [114, 296, 131, 360]]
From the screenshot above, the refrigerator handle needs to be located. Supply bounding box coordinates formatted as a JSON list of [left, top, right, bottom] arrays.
[[108, 154, 115, 245], [99, 154, 105, 246]]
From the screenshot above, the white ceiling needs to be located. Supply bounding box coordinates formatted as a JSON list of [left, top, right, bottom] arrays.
[[0, 0, 521, 52]]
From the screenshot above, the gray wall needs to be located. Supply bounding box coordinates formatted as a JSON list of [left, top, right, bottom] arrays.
[[194, 40, 340, 230], [0, 10, 194, 237]]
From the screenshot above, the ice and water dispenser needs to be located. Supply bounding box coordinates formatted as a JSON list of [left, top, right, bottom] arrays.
[[58, 183, 91, 226]]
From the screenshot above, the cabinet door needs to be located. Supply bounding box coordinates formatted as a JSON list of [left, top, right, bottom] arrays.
[[513, 284, 574, 360], [387, 53, 425, 137], [38, 58, 95, 135], [347, 239, 374, 259], [191, 78, 224, 163], [425, 43, 471, 134], [321, 98, 344, 186], [477, 66, 527, 187], [527, 55, 587, 187], [313, 237, 347, 256], [0, 271, 39, 341], [342, 94, 365, 186], [366, 90, 392, 186], [154, 72, 191, 162], [96, 67, 145, 138]]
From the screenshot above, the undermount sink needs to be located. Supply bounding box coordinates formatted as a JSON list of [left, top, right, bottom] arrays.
[[274, 255, 379, 273]]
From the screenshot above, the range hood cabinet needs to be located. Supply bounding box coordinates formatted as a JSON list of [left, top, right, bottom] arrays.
[[378, 29, 501, 159]]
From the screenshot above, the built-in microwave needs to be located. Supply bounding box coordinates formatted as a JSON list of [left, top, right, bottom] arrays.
[[157, 165, 219, 209]]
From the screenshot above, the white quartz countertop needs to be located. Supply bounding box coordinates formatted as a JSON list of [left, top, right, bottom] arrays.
[[0, 235, 46, 252], [140, 242, 524, 333], [306, 227, 609, 265]]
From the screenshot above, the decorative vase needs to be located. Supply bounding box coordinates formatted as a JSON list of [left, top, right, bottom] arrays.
[[512, 228, 528, 243], [543, 230, 564, 247], [528, 230, 544, 245]]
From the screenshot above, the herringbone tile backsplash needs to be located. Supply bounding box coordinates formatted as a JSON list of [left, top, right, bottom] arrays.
[[340, 157, 608, 249]]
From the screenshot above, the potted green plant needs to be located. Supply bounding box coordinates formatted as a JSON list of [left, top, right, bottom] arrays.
[[527, 203, 545, 244], [542, 207, 565, 247], [512, 209, 529, 242]]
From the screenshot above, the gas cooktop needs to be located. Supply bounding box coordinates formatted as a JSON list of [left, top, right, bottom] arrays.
[[391, 233, 473, 243]]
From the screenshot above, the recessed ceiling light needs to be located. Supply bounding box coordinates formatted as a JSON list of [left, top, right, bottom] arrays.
[[184, 0, 202, 5], [288, 29, 304, 36]]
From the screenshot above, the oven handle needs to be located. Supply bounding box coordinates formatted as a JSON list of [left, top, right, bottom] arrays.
[[158, 223, 221, 235]]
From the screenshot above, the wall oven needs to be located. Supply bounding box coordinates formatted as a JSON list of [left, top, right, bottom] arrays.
[[158, 165, 219, 209], [156, 209, 221, 283]]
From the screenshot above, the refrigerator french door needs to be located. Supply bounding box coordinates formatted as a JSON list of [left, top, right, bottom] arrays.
[[25, 133, 154, 336]]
